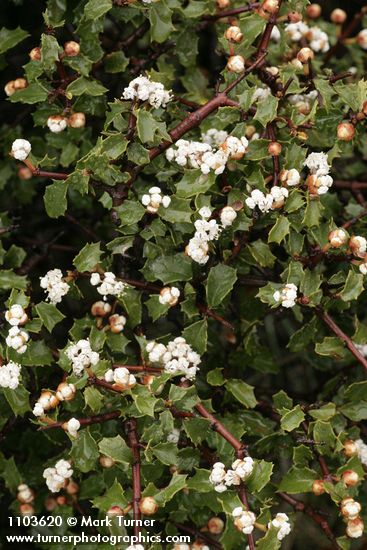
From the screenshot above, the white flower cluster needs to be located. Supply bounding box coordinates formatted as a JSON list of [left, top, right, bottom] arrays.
[[17, 484, 34, 504], [0, 361, 21, 389], [209, 458, 254, 493], [220, 206, 237, 228], [285, 22, 329, 52], [105, 366, 136, 389], [341, 498, 362, 520], [252, 86, 271, 103], [304, 151, 333, 195], [288, 90, 318, 115], [5, 304, 28, 326], [122, 75, 171, 108], [40, 269, 70, 304], [280, 168, 301, 187], [56, 382, 76, 402], [273, 283, 298, 308], [43, 459, 73, 493], [159, 286, 180, 306], [47, 115, 68, 133], [186, 207, 221, 265], [349, 236, 367, 259], [245, 187, 288, 213], [6, 327, 29, 355], [166, 134, 248, 175], [355, 439, 367, 466], [66, 339, 99, 376], [268, 513, 292, 541], [141, 186, 171, 213], [64, 418, 81, 438], [167, 428, 180, 443], [33, 391, 59, 417], [271, 26, 281, 42], [90, 272, 126, 299], [146, 336, 201, 380], [202, 128, 229, 147], [11, 139, 31, 161], [232, 507, 256, 535]]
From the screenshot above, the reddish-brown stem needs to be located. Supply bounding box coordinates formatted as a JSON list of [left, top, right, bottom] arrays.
[[256, 1, 283, 58], [38, 410, 121, 431], [125, 418, 142, 537], [201, 3, 260, 20], [120, 278, 161, 292], [195, 402, 247, 454], [119, 21, 150, 49], [223, 52, 268, 94], [323, 8, 367, 64], [316, 308, 367, 372], [267, 122, 280, 185], [238, 486, 255, 550], [278, 492, 340, 549], [112, 364, 163, 374], [174, 522, 222, 549], [302, 421, 332, 481], [334, 180, 367, 190], [342, 208, 367, 229], [197, 303, 234, 330], [30, 167, 69, 180]]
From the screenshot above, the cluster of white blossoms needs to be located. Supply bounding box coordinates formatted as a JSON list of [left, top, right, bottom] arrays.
[[159, 286, 180, 306], [252, 86, 271, 103], [90, 272, 127, 300], [245, 186, 288, 213], [285, 22, 329, 52], [141, 186, 171, 213], [63, 418, 81, 438], [232, 507, 256, 535], [47, 115, 68, 133], [40, 269, 70, 304], [33, 391, 59, 417], [104, 366, 136, 389], [5, 304, 28, 326], [186, 207, 221, 265], [146, 336, 201, 380], [340, 497, 364, 539], [17, 484, 34, 504], [280, 168, 301, 187], [268, 513, 292, 541], [5, 304, 29, 354], [348, 235, 367, 259], [66, 339, 100, 376], [11, 139, 31, 161], [122, 75, 171, 108], [273, 283, 298, 308], [288, 90, 318, 115], [303, 151, 333, 196], [209, 458, 254, 493], [166, 134, 248, 175], [56, 382, 76, 402], [0, 361, 21, 389], [202, 128, 229, 147], [220, 206, 237, 228], [43, 459, 73, 493]]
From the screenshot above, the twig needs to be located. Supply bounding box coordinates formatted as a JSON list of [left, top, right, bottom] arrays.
[[201, 3, 260, 20], [125, 418, 142, 537], [38, 411, 121, 431], [174, 522, 222, 549], [323, 8, 367, 64], [197, 303, 234, 331]]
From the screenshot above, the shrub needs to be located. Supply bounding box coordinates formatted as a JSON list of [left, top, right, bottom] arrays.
[[1, 0, 367, 548]]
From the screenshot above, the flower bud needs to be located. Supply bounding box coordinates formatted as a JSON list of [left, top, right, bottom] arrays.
[[330, 9, 347, 24], [306, 4, 321, 19], [268, 141, 282, 156], [4, 81, 16, 96], [362, 101, 367, 116], [357, 30, 367, 49], [39, 391, 59, 410], [287, 11, 302, 23], [64, 41, 80, 57], [5, 78, 28, 97], [337, 122, 355, 141], [17, 485, 35, 504], [342, 470, 359, 487], [226, 55, 245, 73], [44, 497, 57, 511], [108, 506, 123, 516], [349, 235, 367, 258], [297, 47, 314, 64], [328, 229, 348, 248], [266, 66, 279, 76], [139, 496, 158, 516], [207, 517, 225, 534], [224, 26, 243, 43], [91, 301, 112, 317], [312, 479, 325, 496], [68, 112, 86, 128], [99, 455, 116, 468], [262, 0, 279, 14], [216, 0, 230, 8], [56, 496, 67, 506], [346, 517, 364, 539], [29, 47, 41, 61], [245, 125, 257, 139], [341, 497, 362, 520], [109, 313, 127, 333], [141, 374, 155, 387], [344, 439, 358, 457], [56, 382, 76, 402], [290, 58, 303, 71], [19, 504, 34, 516], [18, 166, 33, 180], [65, 480, 79, 495]]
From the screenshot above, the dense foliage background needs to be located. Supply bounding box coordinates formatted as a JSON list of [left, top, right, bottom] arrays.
[[1, 0, 367, 549]]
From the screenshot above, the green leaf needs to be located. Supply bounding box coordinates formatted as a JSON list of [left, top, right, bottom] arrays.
[[280, 405, 305, 432], [340, 402, 367, 421], [9, 83, 48, 104], [206, 264, 237, 308], [136, 109, 170, 142], [257, 526, 282, 550], [159, 196, 192, 224], [151, 442, 178, 466], [344, 381, 367, 402], [0, 456, 22, 492], [0, 27, 29, 54], [182, 319, 207, 354], [84, 387, 104, 413], [268, 216, 290, 244], [143, 254, 193, 284], [98, 435, 131, 466], [303, 197, 324, 228], [313, 420, 337, 453], [278, 466, 318, 493], [119, 287, 142, 327], [84, 0, 112, 20], [0, 270, 27, 290], [154, 474, 187, 506], [41, 34, 59, 72], [70, 429, 99, 473], [67, 77, 108, 97], [131, 385, 158, 417], [246, 460, 273, 493], [226, 380, 257, 408], [247, 240, 276, 268], [44, 180, 68, 218], [92, 479, 128, 512], [254, 95, 278, 126], [35, 302, 65, 332], [104, 51, 129, 73], [73, 242, 102, 272], [340, 271, 364, 301], [176, 170, 216, 198], [3, 385, 30, 416], [149, 0, 174, 43], [116, 200, 145, 226]]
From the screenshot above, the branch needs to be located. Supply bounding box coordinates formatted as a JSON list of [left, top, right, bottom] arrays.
[[201, 3, 260, 20], [125, 418, 142, 537], [38, 411, 121, 431], [323, 7, 367, 64], [316, 307, 367, 372], [195, 402, 247, 455], [174, 522, 222, 550]]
